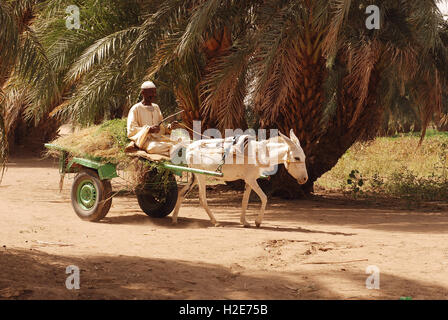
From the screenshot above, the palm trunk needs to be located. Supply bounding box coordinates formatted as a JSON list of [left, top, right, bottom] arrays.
[[8, 112, 60, 155], [259, 23, 327, 198], [201, 27, 247, 131], [262, 57, 382, 198], [175, 86, 202, 132], [304, 69, 383, 192]]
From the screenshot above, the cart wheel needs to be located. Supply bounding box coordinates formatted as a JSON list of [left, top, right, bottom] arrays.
[[71, 169, 111, 222], [136, 170, 178, 218], [101, 180, 113, 216]]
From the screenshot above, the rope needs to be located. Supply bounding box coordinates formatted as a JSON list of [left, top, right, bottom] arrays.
[[177, 122, 214, 140]]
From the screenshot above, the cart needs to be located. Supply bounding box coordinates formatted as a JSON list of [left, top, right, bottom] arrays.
[[44, 143, 223, 222]]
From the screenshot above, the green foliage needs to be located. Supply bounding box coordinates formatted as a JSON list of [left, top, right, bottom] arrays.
[[389, 129, 448, 139], [47, 118, 130, 163], [346, 169, 364, 197], [385, 169, 448, 201], [400, 297, 413, 301], [97, 118, 128, 148], [2, 0, 448, 191], [318, 132, 448, 201], [133, 159, 173, 200]]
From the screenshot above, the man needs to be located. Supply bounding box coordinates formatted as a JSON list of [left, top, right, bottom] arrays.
[[127, 81, 178, 156]]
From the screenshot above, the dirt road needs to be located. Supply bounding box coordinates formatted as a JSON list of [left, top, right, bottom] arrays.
[[1, 156, 447, 299]]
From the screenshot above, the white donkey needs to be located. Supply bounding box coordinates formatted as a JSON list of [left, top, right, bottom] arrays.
[[171, 129, 308, 227]]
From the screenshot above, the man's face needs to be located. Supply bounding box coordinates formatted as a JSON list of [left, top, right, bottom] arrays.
[[142, 88, 157, 103]]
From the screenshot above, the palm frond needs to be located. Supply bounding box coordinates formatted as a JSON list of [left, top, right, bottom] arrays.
[[67, 27, 140, 83], [176, 0, 222, 58], [345, 39, 379, 127], [0, 1, 19, 81], [55, 59, 131, 125], [322, 0, 351, 57], [200, 41, 251, 130], [16, 27, 59, 123]]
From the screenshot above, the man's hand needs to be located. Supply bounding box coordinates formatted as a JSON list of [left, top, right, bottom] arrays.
[[148, 125, 160, 133], [168, 121, 181, 131]]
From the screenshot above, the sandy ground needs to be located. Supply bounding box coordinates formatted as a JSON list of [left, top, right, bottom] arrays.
[[0, 156, 447, 300]]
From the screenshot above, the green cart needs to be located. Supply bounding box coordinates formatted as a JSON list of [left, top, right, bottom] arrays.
[[44, 143, 223, 222]]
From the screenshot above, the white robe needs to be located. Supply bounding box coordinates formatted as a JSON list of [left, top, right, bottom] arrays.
[[126, 102, 174, 156]]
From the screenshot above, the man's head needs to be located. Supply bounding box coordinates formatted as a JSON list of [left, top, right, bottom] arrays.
[[141, 81, 157, 105]]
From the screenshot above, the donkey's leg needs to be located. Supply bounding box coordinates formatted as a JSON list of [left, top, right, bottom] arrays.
[[172, 173, 197, 224], [196, 175, 219, 226], [246, 179, 268, 228], [240, 183, 252, 227]]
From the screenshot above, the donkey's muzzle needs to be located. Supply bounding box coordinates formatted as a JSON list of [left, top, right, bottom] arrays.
[[298, 176, 308, 184]]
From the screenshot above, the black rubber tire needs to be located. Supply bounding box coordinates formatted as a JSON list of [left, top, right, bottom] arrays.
[[136, 171, 178, 218], [71, 169, 110, 222], [101, 180, 113, 217]]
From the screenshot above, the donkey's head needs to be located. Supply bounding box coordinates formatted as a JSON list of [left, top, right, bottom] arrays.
[[279, 129, 308, 185]]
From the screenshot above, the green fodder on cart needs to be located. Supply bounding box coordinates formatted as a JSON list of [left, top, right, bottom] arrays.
[[45, 119, 174, 193], [128, 158, 174, 199], [46, 119, 130, 164]]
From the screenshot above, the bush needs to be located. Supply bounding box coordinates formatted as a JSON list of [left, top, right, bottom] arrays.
[[317, 131, 448, 201]]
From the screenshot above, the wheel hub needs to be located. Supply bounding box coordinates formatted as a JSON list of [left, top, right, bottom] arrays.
[[77, 181, 97, 210]]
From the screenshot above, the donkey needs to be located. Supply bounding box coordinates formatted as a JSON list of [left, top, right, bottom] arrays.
[[171, 129, 308, 227]]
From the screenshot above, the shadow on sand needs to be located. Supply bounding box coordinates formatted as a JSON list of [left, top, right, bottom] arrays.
[[1, 248, 446, 300]]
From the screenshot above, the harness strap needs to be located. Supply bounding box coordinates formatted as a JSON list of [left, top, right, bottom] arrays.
[[217, 135, 245, 173]]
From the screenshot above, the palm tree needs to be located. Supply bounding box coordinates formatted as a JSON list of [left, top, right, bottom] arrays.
[[50, 0, 253, 130], [0, 0, 63, 176], [0, 0, 184, 175], [147, 0, 254, 131], [303, 0, 448, 195], [3, 0, 447, 198], [32, 0, 154, 125], [0, 0, 22, 174], [0, 0, 39, 175], [162, 0, 448, 197]]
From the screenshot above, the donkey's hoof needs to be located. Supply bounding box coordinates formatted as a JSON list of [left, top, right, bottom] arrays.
[[210, 220, 221, 227], [242, 222, 251, 228], [171, 219, 178, 225], [255, 221, 261, 228], [213, 222, 223, 227]]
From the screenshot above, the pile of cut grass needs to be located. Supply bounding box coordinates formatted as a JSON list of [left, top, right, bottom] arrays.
[[45, 119, 174, 193], [46, 119, 130, 164], [316, 130, 448, 201]]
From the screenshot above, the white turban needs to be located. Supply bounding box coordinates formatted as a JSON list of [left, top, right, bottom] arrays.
[[141, 81, 156, 89]]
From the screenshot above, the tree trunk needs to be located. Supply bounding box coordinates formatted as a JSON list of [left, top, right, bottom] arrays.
[[258, 21, 327, 198], [8, 113, 60, 155], [304, 70, 383, 192], [261, 61, 383, 198]]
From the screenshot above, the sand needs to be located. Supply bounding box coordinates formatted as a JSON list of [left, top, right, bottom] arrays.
[[0, 156, 447, 300]]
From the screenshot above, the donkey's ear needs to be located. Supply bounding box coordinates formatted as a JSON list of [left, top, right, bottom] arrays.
[[289, 129, 301, 146], [279, 131, 289, 141], [279, 131, 295, 147]]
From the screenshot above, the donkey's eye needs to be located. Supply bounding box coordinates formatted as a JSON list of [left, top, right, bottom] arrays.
[[294, 157, 301, 162]]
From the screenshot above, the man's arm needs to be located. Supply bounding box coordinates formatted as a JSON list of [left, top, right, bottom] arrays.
[[127, 107, 146, 139], [153, 105, 164, 135]]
